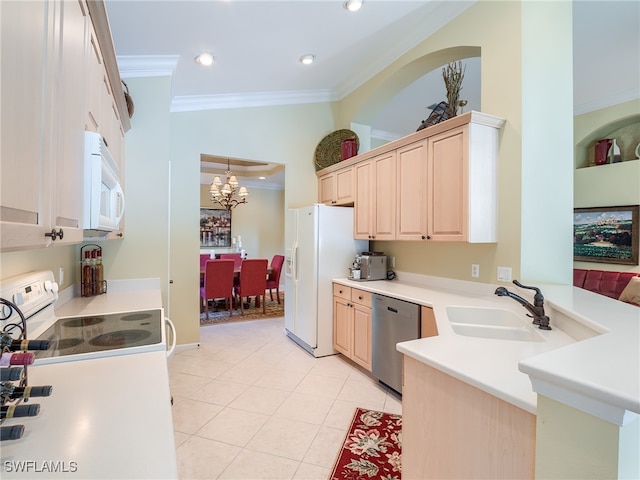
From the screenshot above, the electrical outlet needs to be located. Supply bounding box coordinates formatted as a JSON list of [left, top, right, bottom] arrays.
[[471, 264, 480, 278], [497, 266, 512, 282], [59, 267, 64, 286], [390, 257, 395, 268]]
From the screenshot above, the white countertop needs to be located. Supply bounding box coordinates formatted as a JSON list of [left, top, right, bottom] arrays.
[[54, 278, 163, 318], [1, 278, 178, 479], [334, 272, 640, 425]]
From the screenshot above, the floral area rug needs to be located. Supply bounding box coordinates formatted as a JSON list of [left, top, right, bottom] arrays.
[[200, 292, 284, 325], [330, 408, 402, 480]]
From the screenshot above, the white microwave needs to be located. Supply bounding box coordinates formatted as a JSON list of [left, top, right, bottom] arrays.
[[83, 132, 125, 231]]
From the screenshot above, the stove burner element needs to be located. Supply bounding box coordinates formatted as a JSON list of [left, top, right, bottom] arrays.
[[120, 313, 153, 322], [89, 330, 152, 348], [62, 317, 105, 328], [57, 338, 84, 350]]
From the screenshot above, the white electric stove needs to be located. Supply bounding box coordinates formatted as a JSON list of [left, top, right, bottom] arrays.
[[0, 271, 178, 478], [0, 270, 176, 364]]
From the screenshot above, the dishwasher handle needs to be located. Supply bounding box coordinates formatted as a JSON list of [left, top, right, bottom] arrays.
[[387, 306, 398, 313]]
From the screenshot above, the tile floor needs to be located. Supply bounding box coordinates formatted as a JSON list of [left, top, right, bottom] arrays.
[[169, 316, 402, 480]]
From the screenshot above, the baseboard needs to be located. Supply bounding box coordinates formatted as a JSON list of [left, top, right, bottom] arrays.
[[175, 342, 200, 354]]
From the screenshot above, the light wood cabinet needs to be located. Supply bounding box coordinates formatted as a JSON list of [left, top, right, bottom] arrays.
[[427, 126, 468, 241], [333, 284, 372, 371], [318, 166, 354, 206], [402, 356, 536, 479], [420, 306, 438, 338], [396, 141, 428, 240], [317, 112, 504, 243], [354, 152, 396, 240]]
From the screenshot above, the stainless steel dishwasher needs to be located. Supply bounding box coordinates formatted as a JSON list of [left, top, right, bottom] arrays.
[[372, 294, 421, 394]]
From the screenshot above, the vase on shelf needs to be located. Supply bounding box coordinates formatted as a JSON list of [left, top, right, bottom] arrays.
[[594, 139, 612, 165], [609, 138, 622, 163]]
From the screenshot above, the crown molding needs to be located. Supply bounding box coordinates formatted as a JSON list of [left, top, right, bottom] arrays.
[[171, 89, 337, 112], [117, 55, 180, 78]]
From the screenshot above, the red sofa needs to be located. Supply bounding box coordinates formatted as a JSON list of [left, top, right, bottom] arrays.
[[573, 269, 640, 301]]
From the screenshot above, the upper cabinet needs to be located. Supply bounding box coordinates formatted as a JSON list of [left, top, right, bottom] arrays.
[[0, 0, 129, 251], [318, 166, 355, 206], [354, 152, 396, 240], [317, 111, 505, 243]]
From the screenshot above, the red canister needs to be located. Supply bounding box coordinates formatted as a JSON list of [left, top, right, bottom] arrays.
[[341, 138, 358, 161]]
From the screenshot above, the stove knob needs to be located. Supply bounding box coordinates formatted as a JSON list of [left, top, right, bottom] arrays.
[[12, 292, 24, 307], [44, 281, 59, 293]]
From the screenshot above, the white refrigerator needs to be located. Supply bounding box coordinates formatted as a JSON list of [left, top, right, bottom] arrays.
[[285, 204, 368, 357]]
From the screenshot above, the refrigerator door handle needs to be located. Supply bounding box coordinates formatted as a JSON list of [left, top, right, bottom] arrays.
[[292, 243, 299, 283]]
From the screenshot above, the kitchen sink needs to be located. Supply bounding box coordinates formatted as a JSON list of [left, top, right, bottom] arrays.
[[449, 322, 545, 342], [446, 306, 529, 327], [446, 306, 545, 342]]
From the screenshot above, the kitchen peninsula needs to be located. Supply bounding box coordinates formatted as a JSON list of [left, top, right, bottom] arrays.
[[333, 272, 639, 479]]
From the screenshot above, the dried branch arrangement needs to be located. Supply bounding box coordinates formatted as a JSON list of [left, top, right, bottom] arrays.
[[442, 61, 466, 118]]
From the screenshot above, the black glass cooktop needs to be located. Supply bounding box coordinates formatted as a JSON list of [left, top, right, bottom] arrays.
[[34, 309, 162, 360]]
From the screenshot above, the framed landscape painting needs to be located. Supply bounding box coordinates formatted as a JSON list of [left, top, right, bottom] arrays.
[[573, 205, 639, 265]]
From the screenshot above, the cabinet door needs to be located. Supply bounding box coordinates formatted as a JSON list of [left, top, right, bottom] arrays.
[[372, 151, 396, 240], [333, 297, 352, 357], [428, 127, 468, 241], [352, 304, 372, 371], [86, 26, 103, 132], [51, 0, 87, 245], [0, 1, 52, 250], [318, 173, 335, 205], [334, 167, 354, 205], [397, 141, 428, 240], [354, 160, 373, 239]]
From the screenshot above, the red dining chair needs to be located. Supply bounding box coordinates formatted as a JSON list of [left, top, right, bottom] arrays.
[[233, 259, 268, 315], [200, 259, 235, 319], [266, 254, 285, 304], [199, 254, 210, 287], [220, 253, 242, 269]]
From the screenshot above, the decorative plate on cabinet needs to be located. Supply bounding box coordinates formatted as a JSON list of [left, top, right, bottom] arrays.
[[314, 129, 359, 171]]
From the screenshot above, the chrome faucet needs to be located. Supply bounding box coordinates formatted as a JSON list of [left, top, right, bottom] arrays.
[[494, 280, 551, 330]]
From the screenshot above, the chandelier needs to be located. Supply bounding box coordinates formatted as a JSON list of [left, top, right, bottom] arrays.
[[208, 159, 249, 210]]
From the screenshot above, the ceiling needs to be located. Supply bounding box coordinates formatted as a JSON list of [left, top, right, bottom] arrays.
[[105, 1, 639, 189]]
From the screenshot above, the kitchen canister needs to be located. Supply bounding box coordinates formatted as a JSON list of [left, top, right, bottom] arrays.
[[341, 138, 358, 161]]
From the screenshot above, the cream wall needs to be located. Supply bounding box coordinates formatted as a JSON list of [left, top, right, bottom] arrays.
[[339, 0, 573, 285], [165, 102, 337, 344], [573, 99, 640, 274], [198, 185, 285, 261]]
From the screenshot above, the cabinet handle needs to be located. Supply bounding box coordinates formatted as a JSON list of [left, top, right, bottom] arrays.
[[44, 228, 64, 241], [427, 235, 431, 240], [117, 233, 123, 237], [358, 296, 363, 300], [422, 235, 426, 240]]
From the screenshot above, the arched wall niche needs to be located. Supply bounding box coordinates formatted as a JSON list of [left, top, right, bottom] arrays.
[[575, 114, 640, 168], [351, 45, 481, 130]]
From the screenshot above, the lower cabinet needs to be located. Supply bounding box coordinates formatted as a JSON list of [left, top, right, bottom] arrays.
[[402, 355, 536, 479], [333, 284, 372, 371]]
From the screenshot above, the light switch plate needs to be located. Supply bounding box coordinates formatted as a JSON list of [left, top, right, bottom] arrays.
[[497, 266, 512, 282]]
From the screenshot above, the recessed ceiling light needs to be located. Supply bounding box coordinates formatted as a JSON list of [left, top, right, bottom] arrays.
[[195, 53, 214, 66], [299, 54, 315, 65], [344, 0, 363, 12], [258, 176, 266, 180]]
